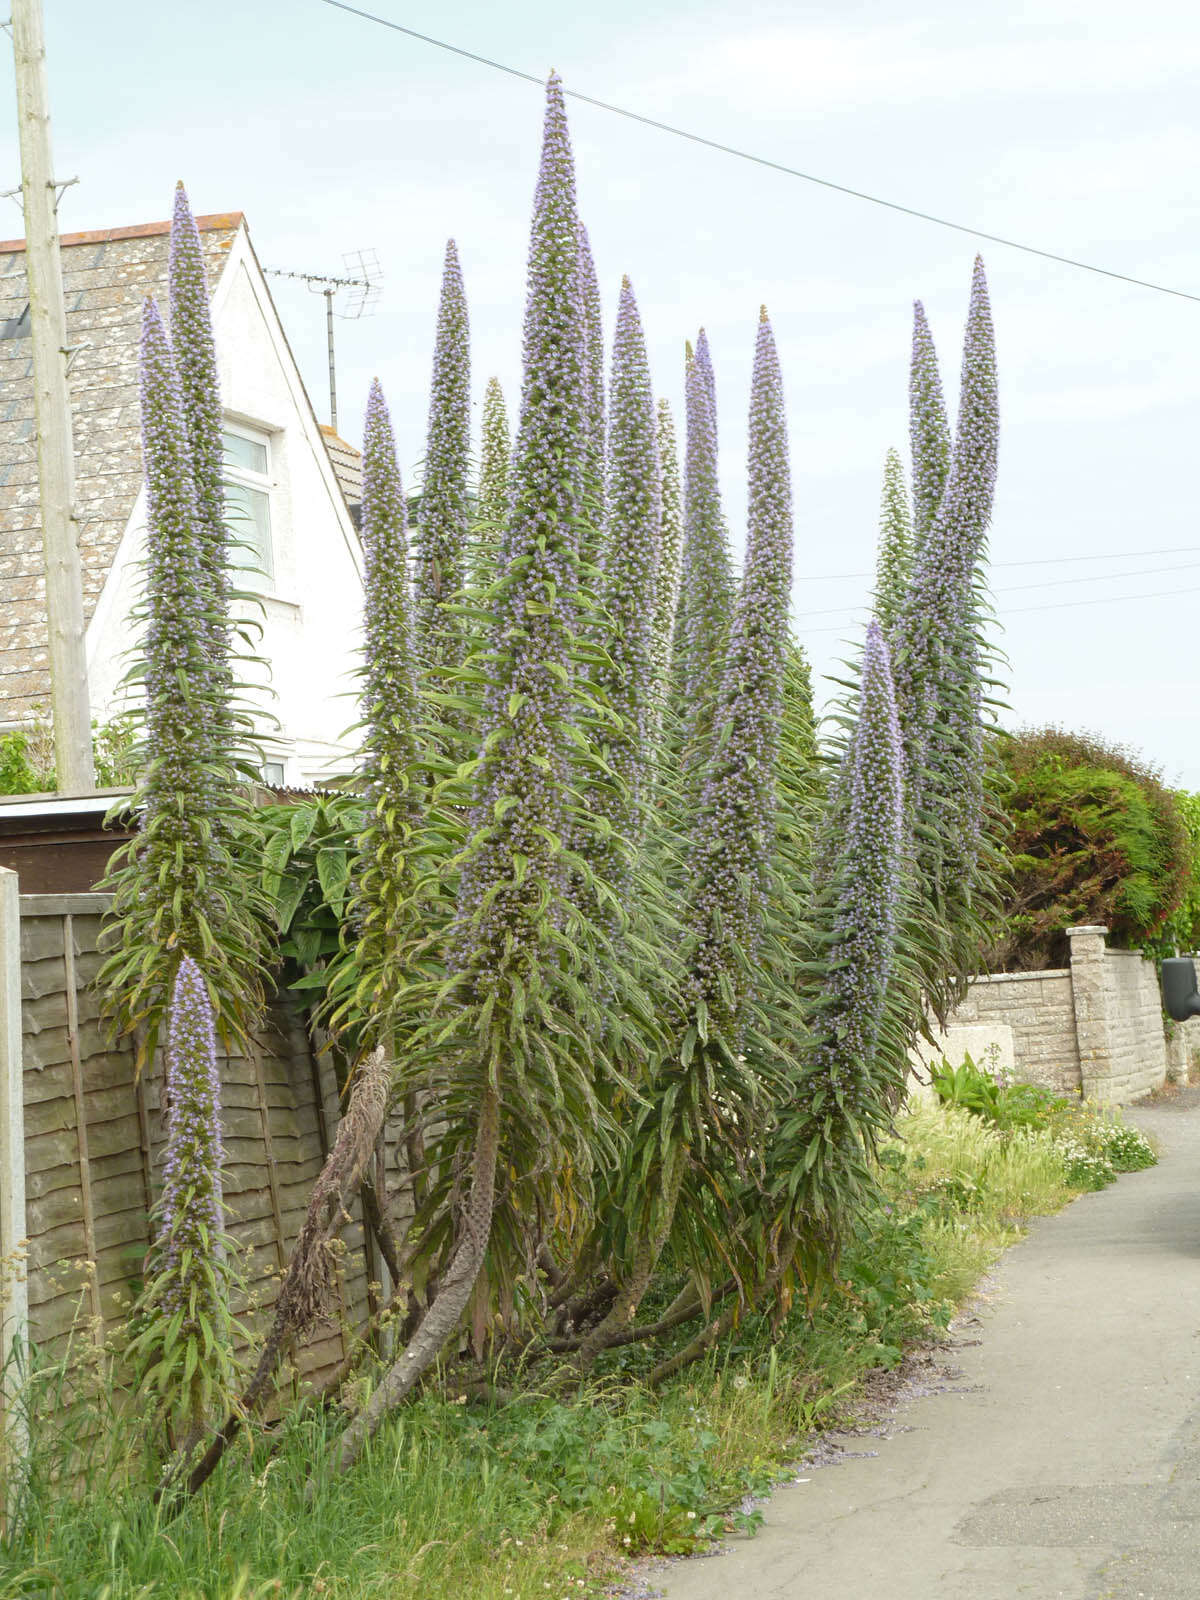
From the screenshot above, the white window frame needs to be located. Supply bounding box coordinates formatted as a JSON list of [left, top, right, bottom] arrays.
[[222, 420, 276, 588]]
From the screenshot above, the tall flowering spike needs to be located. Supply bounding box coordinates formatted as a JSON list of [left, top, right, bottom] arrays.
[[676, 327, 735, 759], [693, 326, 718, 446], [137, 297, 220, 933], [873, 447, 913, 634], [360, 379, 417, 771], [909, 301, 951, 549], [351, 379, 420, 1023], [893, 258, 999, 794], [477, 375, 510, 531], [686, 307, 793, 1040], [129, 956, 235, 1430], [649, 396, 683, 727], [578, 222, 606, 565], [592, 275, 661, 887], [168, 182, 229, 730], [415, 238, 471, 667], [817, 621, 906, 1097], [455, 70, 587, 975]]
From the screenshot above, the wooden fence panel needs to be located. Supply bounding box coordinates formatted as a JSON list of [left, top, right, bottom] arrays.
[[16, 893, 373, 1400]]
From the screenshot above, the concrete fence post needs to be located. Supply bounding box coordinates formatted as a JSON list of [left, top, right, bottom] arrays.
[[1068, 924, 1115, 1103], [0, 866, 28, 1517]]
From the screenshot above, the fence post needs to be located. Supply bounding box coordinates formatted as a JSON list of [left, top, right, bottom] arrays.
[[0, 866, 28, 1519]]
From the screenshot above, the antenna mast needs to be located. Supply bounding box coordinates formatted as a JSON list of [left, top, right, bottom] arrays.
[[264, 250, 381, 435]]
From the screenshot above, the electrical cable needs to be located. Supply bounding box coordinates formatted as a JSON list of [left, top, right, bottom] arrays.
[[799, 545, 1200, 582], [318, 0, 1200, 305], [794, 559, 1200, 618], [801, 581, 1200, 635]]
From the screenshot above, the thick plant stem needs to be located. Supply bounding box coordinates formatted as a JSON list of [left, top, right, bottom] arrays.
[[574, 1147, 683, 1367], [336, 1085, 502, 1474], [175, 1049, 390, 1502]]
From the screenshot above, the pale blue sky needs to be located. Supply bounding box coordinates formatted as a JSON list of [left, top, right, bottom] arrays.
[[5, 0, 1200, 781]]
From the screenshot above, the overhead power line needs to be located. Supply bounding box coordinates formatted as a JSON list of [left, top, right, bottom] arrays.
[[795, 559, 1200, 618], [800, 545, 1200, 583], [802, 581, 1200, 635], [319, 0, 1200, 306]]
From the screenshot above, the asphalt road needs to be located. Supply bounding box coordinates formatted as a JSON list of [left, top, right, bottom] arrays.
[[655, 1093, 1200, 1600]]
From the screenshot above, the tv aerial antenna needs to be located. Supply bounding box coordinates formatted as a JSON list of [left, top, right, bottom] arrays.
[[264, 248, 382, 435]]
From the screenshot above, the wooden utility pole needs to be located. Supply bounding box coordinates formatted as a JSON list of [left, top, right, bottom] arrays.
[[10, 0, 94, 793]]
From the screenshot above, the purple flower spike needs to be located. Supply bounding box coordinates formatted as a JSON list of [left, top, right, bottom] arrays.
[[361, 378, 417, 774], [478, 375, 510, 532], [454, 72, 587, 977], [578, 222, 606, 563], [138, 297, 221, 924], [676, 327, 735, 763], [686, 307, 793, 1037], [353, 378, 420, 1011], [168, 183, 229, 724], [415, 238, 471, 668], [155, 956, 226, 1308], [909, 300, 951, 549], [591, 275, 661, 894], [817, 620, 906, 1090], [891, 258, 999, 903], [649, 396, 683, 733], [873, 447, 913, 634]]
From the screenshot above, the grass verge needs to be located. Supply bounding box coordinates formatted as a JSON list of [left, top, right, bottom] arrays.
[[0, 1097, 1153, 1600]]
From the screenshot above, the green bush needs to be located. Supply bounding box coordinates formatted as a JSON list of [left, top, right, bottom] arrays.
[[991, 726, 1191, 969], [1160, 790, 1200, 954]]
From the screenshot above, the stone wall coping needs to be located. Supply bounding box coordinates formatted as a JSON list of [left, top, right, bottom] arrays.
[[969, 969, 1070, 985], [1066, 925, 1109, 936]]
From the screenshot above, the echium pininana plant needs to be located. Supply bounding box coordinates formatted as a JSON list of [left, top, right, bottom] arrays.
[[578, 222, 606, 568], [909, 300, 951, 550], [168, 183, 230, 737], [648, 396, 682, 735], [892, 258, 998, 833], [590, 275, 661, 898], [127, 957, 237, 1437], [477, 375, 510, 530], [346, 379, 421, 1028], [335, 74, 604, 1471], [888, 259, 1000, 1022], [806, 621, 906, 1132], [674, 327, 735, 765], [684, 309, 793, 1051], [414, 238, 471, 669], [577, 308, 794, 1363], [873, 447, 913, 635], [98, 299, 267, 1065]]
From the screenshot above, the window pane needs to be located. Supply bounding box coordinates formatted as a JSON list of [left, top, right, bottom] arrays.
[[222, 430, 268, 476], [225, 480, 273, 580]]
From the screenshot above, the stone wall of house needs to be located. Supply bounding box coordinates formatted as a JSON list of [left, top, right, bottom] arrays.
[[933, 926, 1174, 1105]]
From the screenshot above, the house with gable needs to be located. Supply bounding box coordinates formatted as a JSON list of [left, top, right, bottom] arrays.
[[0, 211, 365, 789]]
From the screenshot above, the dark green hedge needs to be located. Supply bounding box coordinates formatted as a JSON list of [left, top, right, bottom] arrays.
[[989, 726, 1191, 970]]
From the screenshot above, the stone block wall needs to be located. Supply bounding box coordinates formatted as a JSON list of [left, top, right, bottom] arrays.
[[945, 969, 1080, 1093], [936, 925, 1172, 1105]]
